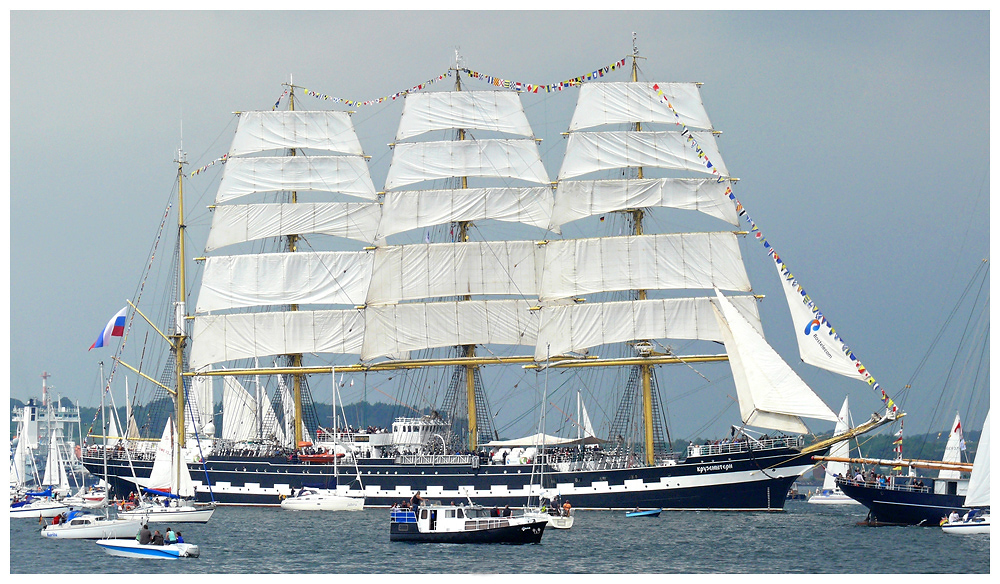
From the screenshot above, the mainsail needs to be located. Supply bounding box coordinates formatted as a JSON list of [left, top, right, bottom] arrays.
[[539, 80, 761, 364], [189, 108, 378, 373], [374, 72, 553, 448], [41, 433, 69, 491], [129, 418, 196, 498]]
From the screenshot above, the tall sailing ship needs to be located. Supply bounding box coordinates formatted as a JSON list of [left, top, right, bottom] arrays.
[[83, 46, 899, 509]]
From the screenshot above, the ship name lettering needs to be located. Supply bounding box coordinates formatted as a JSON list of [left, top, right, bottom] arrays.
[[696, 463, 734, 473]]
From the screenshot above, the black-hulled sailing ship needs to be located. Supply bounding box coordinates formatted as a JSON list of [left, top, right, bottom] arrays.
[[823, 412, 977, 525], [83, 44, 900, 510]]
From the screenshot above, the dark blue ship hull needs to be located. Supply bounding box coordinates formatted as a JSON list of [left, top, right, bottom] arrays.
[[837, 478, 966, 525], [84, 443, 820, 511]]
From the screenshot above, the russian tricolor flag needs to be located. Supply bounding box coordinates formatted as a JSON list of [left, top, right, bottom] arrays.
[[89, 306, 127, 350]]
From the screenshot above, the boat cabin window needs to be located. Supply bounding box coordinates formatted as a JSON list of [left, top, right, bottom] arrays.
[[456, 508, 464, 518], [420, 509, 428, 520], [445, 509, 456, 518]]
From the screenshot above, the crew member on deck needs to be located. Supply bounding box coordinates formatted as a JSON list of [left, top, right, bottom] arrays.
[[411, 491, 425, 516]]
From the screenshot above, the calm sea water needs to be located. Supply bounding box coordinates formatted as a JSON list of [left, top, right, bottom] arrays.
[[9, 502, 990, 574]]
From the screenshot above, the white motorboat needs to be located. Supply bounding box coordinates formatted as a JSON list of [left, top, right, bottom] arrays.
[[40, 510, 142, 539], [807, 489, 859, 505], [942, 509, 990, 535], [280, 487, 364, 511], [95, 538, 200, 559], [525, 507, 574, 529]]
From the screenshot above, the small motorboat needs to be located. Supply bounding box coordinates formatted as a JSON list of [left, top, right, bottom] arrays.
[[280, 487, 364, 511], [625, 508, 662, 518], [95, 538, 200, 559], [40, 510, 142, 539], [807, 488, 862, 505], [942, 510, 991, 535], [390, 500, 546, 543], [523, 505, 574, 529]]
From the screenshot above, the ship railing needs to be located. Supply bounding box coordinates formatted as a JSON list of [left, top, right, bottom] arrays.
[[836, 476, 930, 493], [84, 445, 157, 462], [211, 442, 286, 458], [396, 454, 479, 467], [686, 435, 803, 457], [546, 456, 651, 472], [390, 509, 417, 523], [465, 518, 510, 531]]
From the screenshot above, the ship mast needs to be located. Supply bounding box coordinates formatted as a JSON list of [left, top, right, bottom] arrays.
[[174, 143, 189, 449], [628, 36, 657, 466], [285, 77, 305, 448], [452, 55, 481, 452]]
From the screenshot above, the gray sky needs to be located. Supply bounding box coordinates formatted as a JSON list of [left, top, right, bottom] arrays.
[[7, 10, 990, 442]]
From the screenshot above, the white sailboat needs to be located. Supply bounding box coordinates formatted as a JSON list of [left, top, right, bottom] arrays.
[[942, 410, 990, 534], [808, 397, 862, 505], [41, 430, 72, 498], [280, 377, 365, 511], [118, 418, 216, 523], [523, 349, 574, 529], [9, 427, 41, 500], [9, 487, 73, 519]]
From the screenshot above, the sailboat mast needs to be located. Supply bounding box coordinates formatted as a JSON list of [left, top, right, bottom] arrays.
[[285, 79, 305, 448], [174, 145, 189, 449], [452, 56, 479, 452], [100, 362, 108, 490]]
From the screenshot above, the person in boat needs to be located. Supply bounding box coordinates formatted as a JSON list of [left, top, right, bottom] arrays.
[[502, 505, 512, 517], [562, 501, 572, 516], [137, 524, 152, 545], [152, 530, 164, 546], [166, 527, 177, 544], [410, 491, 425, 516], [175, 532, 184, 544], [948, 510, 961, 524]]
